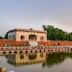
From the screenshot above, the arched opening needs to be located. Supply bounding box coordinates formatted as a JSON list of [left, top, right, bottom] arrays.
[[20, 35, 25, 40], [40, 36, 44, 41], [29, 34, 37, 41], [29, 34, 39, 47]]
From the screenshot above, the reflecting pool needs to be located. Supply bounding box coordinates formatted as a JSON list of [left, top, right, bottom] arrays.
[[1, 53, 72, 72]]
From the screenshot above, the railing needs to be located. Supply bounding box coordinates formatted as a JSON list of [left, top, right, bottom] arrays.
[[0, 46, 72, 51], [0, 46, 72, 56]]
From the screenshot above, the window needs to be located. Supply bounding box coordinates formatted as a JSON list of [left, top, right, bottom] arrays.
[[13, 35, 15, 38], [20, 35, 25, 40], [9, 35, 11, 39], [40, 53, 43, 57], [40, 36, 44, 41], [20, 54, 24, 59]]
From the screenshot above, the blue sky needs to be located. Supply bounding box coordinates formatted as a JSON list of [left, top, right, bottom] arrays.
[[0, 0, 72, 36]]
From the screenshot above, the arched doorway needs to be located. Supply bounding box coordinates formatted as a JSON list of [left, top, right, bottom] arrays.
[[29, 34, 37, 41], [29, 34, 39, 47]]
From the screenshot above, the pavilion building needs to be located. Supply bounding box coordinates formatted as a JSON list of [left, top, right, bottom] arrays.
[[7, 28, 47, 47]]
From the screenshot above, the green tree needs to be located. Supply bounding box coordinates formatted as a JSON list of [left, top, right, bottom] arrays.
[[68, 33, 72, 41], [42, 25, 72, 41], [5, 32, 8, 39]]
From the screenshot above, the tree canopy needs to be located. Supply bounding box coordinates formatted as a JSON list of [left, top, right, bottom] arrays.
[[4, 32, 8, 39], [43, 25, 72, 41]]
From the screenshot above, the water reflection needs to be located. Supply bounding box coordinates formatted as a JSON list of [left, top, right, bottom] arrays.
[[44, 52, 72, 67], [1, 53, 72, 72]]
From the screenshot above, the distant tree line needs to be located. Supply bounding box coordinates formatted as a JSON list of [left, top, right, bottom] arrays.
[[0, 32, 8, 39], [0, 36, 3, 39], [43, 25, 72, 41]]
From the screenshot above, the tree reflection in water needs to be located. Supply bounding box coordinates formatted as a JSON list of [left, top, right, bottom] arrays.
[[43, 52, 72, 68]]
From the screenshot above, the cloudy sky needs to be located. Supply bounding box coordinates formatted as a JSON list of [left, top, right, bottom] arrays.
[[0, 0, 72, 36]]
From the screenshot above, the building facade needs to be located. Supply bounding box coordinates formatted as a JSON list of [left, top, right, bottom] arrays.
[[7, 28, 47, 42]]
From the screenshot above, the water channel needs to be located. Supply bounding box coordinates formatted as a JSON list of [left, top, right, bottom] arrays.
[[0, 53, 72, 72]]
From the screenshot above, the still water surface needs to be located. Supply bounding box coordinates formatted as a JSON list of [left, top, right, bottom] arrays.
[[0, 53, 72, 72]]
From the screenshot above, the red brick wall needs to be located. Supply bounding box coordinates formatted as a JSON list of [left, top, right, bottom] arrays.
[[0, 39, 72, 47], [0, 39, 29, 47], [39, 40, 72, 46]]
